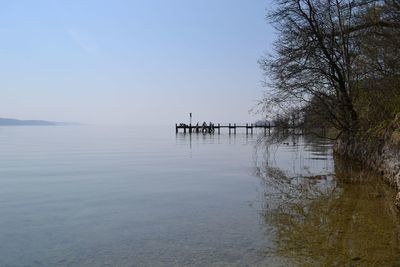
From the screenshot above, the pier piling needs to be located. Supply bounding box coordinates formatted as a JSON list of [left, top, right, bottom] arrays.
[[175, 122, 276, 135]]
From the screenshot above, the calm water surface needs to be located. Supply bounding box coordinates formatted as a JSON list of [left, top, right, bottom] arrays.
[[0, 126, 398, 266]]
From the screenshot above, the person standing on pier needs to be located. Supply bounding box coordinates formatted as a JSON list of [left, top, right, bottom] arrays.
[[202, 121, 207, 133], [209, 122, 214, 133]]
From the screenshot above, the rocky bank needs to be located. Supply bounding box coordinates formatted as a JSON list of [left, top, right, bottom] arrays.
[[334, 114, 400, 208]]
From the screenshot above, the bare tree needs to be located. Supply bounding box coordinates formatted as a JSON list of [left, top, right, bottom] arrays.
[[259, 0, 381, 137], [354, 1, 400, 128]]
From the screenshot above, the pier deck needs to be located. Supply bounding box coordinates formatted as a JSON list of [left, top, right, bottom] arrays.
[[175, 123, 272, 135]]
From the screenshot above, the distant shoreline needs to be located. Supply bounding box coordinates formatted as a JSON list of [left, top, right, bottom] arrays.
[[0, 118, 79, 126]]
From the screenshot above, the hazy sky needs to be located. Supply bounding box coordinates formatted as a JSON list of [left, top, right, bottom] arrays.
[[0, 0, 274, 125]]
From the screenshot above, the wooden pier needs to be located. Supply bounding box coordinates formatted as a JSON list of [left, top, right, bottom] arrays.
[[175, 123, 272, 135]]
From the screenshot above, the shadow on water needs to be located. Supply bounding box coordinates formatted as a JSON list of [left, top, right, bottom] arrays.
[[254, 133, 400, 266]]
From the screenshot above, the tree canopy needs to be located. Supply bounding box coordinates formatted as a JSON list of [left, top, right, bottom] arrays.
[[260, 0, 400, 138]]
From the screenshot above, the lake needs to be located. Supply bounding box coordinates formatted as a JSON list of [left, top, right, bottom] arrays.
[[0, 126, 399, 266]]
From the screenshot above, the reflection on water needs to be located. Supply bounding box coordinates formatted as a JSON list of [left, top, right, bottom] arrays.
[[255, 134, 400, 266], [0, 127, 288, 267], [0, 126, 399, 266]]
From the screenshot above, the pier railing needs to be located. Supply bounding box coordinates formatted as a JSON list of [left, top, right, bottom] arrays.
[[175, 123, 272, 135]]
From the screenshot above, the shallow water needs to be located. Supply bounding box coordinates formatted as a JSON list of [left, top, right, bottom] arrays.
[[0, 126, 398, 266]]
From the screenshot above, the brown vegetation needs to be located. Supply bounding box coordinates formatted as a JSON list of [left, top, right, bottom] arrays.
[[259, 0, 400, 139]]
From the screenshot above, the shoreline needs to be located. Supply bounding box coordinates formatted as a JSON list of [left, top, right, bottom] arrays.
[[334, 116, 400, 208]]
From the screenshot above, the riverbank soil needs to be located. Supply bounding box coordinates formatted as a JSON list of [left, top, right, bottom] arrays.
[[334, 114, 400, 209]]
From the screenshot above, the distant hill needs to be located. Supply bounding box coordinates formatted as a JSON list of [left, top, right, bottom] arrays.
[[0, 118, 57, 126]]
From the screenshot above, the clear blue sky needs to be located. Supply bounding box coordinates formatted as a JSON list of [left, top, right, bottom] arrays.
[[0, 0, 274, 125]]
